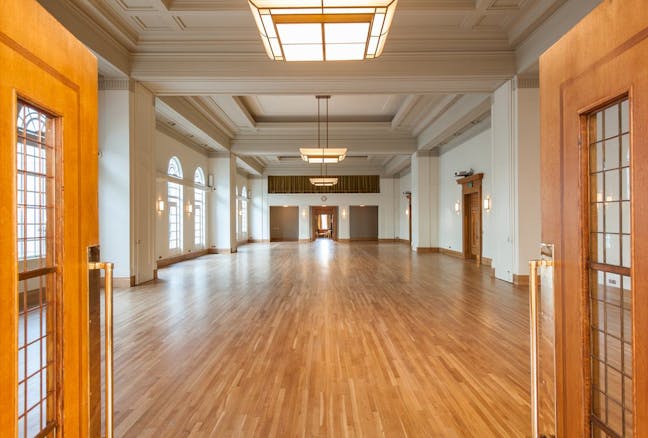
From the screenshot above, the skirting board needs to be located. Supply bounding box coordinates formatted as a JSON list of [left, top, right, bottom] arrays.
[[157, 249, 208, 269], [208, 248, 235, 254], [415, 247, 440, 253], [440, 248, 463, 259], [513, 274, 530, 286], [482, 257, 493, 267], [247, 239, 270, 243], [114, 276, 135, 288]]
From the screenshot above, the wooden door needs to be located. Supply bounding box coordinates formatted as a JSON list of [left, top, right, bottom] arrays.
[[541, 1, 648, 435], [469, 193, 481, 259], [0, 0, 98, 436]]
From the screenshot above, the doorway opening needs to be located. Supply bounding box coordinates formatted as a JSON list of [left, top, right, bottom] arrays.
[[310, 206, 338, 241], [457, 173, 483, 263]]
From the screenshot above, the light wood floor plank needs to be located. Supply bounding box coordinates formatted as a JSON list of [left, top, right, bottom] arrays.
[[112, 241, 531, 437]]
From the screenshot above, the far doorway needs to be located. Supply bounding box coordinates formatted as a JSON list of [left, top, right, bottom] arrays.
[[311, 206, 338, 241], [457, 173, 483, 263]]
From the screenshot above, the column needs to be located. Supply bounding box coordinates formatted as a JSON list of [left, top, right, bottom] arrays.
[[208, 153, 238, 253]]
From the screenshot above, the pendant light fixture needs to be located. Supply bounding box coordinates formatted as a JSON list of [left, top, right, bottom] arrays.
[[300, 95, 347, 165], [248, 0, 399, 61], [304, 96, 341, 187]]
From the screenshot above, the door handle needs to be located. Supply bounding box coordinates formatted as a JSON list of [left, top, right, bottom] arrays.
[[529, 258, 554, 438], [88, 261, 114, 438]]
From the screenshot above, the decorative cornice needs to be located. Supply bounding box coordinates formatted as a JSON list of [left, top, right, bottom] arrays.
[[99, 78, 132, 91], [514, 76, 540, 89]]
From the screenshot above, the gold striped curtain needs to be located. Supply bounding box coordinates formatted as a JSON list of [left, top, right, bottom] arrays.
[[268, 175, 380, 194]]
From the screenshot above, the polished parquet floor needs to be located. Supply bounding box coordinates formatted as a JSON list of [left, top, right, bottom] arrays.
[[113, 241, 531, 437]]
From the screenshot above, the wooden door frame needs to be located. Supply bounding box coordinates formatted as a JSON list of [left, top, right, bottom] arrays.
[[310, 206, 339, 241], [541, 1, 648, 435], [456, 173, 483, 263], [0, 1, 98, 435]]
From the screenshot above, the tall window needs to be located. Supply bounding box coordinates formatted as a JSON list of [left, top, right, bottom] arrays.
[[194, 168, 206, 247], [168, 157, 183, 251], [241, 187, 248, 234]]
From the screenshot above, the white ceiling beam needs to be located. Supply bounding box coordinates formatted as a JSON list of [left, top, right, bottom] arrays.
[[131, 51, 516, 95], [210, 96, 257, 130], [507, 0, 567, 46], [383, 155, 412, 177], [391, 95, 421, 130], [417, 94, 491, 150], [412, 94, 462, 137], [236, 155, 264, 176], [157, 97, 232, 149]]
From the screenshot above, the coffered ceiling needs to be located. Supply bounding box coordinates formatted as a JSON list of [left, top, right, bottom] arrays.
[[39, 0, 601, 176]]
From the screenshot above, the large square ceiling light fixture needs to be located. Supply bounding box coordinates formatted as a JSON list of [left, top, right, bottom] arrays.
[[248, 0, 399, 61]]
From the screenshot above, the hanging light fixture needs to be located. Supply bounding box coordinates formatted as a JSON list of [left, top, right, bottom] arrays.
[[304, 96, 342, 187], [248, 0, 399, 61], [300, 95, 347, 165]]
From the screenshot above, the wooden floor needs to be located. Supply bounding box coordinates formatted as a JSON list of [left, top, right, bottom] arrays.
[[113, 241, 531, 437]]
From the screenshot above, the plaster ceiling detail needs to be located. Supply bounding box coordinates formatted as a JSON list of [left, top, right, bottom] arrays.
[[37, 0, 600, 176]]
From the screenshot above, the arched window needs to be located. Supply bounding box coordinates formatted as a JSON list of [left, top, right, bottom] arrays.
[[241, 187, 248, 235], [194, 167, 206, 247], [167, 157, 183, 251]]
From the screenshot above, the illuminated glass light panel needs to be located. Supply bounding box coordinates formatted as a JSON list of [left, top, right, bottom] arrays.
[[248, 0, 398, 61], [299, 147, 347, 163]]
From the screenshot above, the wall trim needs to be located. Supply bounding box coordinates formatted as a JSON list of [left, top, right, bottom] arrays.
[[513, 274, 530, 286], [440, 247, 464, 258], [415, 247, 440, 253], [482, 257, 493, 267], [247, 239, 270, 243], [157, 249, 208, 268], [208, 248, 234, 254]]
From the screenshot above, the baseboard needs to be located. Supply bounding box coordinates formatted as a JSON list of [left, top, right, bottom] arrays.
[[439, 248, 463, 259], [350, 237, 379, 241], [269, 239, 300, 242], [299, 239, 311, 242], [338, 239, 350, 243], [113, 276, 135, 288], [482, 257, 493, 267], [157, 249, 208, 269], [490, 267, 496, 278], [513, 274, 530, 286], [397, 238, 411, 244], [379, 239, 398, 243], [247, 239, 270, 243], [208, 248, 234, 254], [415, 247, 440, 253]]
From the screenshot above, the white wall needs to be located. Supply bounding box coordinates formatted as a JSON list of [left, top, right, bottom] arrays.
[[98, 88, 131, 278], [411, 153, 438, 250], [249, 177, 397, 241], [515, 87, 541, 274], [397, 170, 411, 241], [437, 129, 494, 259], [235, 171, 250, 244], [155, 129, 209, 261], [208, 154, 237, 252]]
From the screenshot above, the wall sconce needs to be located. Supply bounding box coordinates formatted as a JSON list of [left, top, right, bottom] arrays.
[[157, 200, 165, 212], [302, 209, 307, 218], [341, 208, 347, 218], [186, 203, 193, 214], [405, 208, 409, 216], [483, 196, 492, 211], [454, 201, 461, 214]]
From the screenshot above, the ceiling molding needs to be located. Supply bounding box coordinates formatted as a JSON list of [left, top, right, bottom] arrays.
[[155, 120, 210, 157], [157, 96, 231, 150], [236, 156, 264, 176], [417, 94, 492, 150], [391, 95, 421, 130]]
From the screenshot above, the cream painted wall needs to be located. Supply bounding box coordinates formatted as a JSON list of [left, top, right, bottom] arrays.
[[249, 177, 397, 241], [98, 88, 131, 278], [155, 129, 209, 261], [437, 129, 494, 259], [235, 171, 250, 244], [397, 170, 411, 241]]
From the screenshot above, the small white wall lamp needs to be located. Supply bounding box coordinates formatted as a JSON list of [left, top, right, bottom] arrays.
[[341, 208, 347, 219], [454, 201, 461, 214], [157, 200, 165, 212], [186, 203, 193, 214], [483, 196, 492, 211], [405, 208, 409, 216]]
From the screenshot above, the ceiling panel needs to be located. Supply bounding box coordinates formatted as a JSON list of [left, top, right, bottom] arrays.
[[241, 95, 406, 120]]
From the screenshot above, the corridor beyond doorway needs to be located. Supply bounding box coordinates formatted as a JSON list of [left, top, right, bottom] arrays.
[[112, 242, 530, 436]]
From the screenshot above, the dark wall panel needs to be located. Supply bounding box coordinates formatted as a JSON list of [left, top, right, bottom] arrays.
[[270, 206, 299, 241], [349, 206, 379, 240]]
